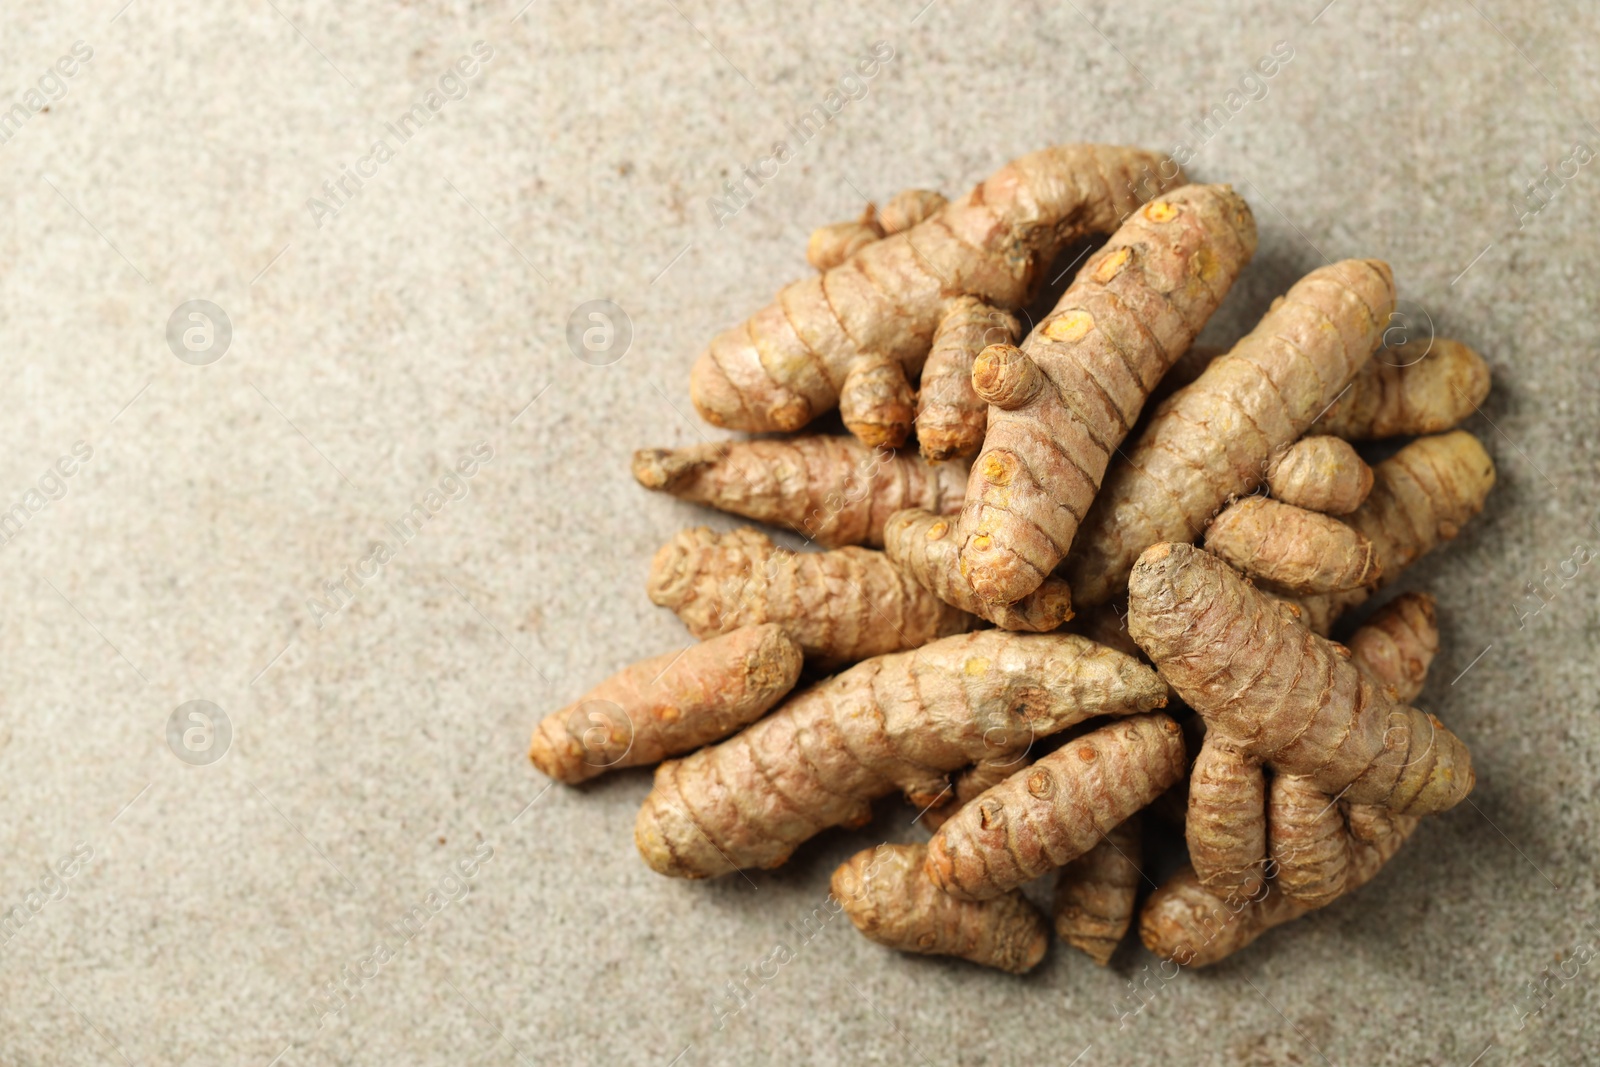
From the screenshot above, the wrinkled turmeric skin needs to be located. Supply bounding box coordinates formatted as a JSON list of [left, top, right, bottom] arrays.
[[924, 714, 1184, 901], [635, 631, 1166, 879], [633, 435, 965, 548], [648, 526, 975, 670], [885, 508, 1073, 631], [692, 145, 1180, 448], [958, 184, 1258, 607], [1128, 543, 1473, 817], [1067, 259, 1395, 607], [834, 843, 1049, 973], [529, 624, 802, 784], [1053, 817, 1144, 965]]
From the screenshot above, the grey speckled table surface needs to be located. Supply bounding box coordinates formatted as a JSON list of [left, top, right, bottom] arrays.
[[1, 1, 1597, 1064]]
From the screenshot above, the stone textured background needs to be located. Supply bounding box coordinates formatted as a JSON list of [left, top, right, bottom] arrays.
[[1, 1, 1596, 1064]]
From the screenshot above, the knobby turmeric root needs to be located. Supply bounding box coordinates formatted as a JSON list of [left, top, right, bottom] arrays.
[[1298, 431, 1495, 633], [1342, 431, 1495, 582], [691, 145, 1178, 448], [1313, 337, 1491, 440], [925, 713, 1185, 900], [833, 843, 1049, 973], [1139, 805, 1418, 967], [808, 189, 951, 272], [884, 508, 1074, 631], [1266, 434, 1373, 515], [647, 527, 974, 670], [1053, 816, 1143, 965], [1266, 596, 1439, 906], [634, 631, 1167, 878], [1349, 592, 1439, 703], [957, 184, 1258, 606], [632, 436, 965, 548], [528, 624, 803, 784], [1266, 774, 1351, 909], [1185, 736, 1267, 898], [1205, 496, 1380, 595], [916, 296, 1022, 461], [1067, 259, 1395, 608], [879, 188, 950, 235], [915, 751, 1033, 831], [1128, 543, 1474, 821], [808, 203, 884, 272], [1253, 598, 1443, 908]]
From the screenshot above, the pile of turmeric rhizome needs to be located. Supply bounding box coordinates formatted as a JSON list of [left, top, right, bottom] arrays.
[[529, 145, 1495, 973]]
